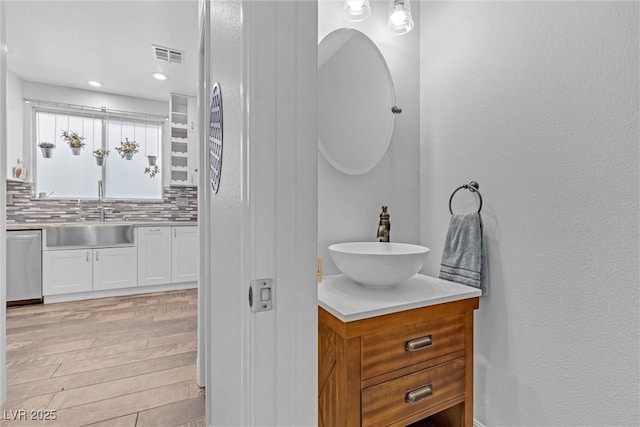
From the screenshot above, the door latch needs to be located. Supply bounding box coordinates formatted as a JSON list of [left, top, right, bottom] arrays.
[[249, 278, 273, 313]]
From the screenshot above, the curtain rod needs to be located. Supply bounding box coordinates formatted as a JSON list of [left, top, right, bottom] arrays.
[[24, 98, 169, 123]]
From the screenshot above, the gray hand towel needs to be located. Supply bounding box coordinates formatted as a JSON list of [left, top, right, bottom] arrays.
[[439, 212, 487, 295]]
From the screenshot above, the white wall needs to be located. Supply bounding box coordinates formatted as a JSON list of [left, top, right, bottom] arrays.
[[420, 2, 639, 425], [6, 68, 22, 179], [318, 0, 421, 274]]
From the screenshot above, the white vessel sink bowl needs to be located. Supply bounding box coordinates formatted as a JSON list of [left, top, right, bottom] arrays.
[[328, 242, 430, 288]]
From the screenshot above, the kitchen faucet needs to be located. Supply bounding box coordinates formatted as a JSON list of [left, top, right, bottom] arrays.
[[98, 180, 105, 222], [76, 199, 85, 222]]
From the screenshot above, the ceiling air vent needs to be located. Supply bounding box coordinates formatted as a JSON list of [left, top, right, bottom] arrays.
[[152, 45, 183, 64]]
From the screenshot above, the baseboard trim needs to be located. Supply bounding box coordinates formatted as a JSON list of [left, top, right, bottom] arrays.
[[474, 419, 487, 427], [44, 282, 197, 304]]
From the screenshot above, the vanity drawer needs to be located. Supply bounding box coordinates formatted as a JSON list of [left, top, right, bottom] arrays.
[[361, 314, 465, 379], [361, 357, 465, 427]]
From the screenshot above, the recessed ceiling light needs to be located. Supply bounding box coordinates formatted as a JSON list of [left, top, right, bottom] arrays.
[[152, 72, 168, 81], [88, 80, 102, 87]]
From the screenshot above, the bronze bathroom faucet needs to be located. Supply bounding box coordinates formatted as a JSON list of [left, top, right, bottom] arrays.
[[377, 205, 390, 242]]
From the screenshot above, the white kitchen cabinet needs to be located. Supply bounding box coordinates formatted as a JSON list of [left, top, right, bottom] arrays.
[[41, 225, 197, 302], [43, 249, 93, 295], [172, 226, 198, 283], [138, 227, 172, 287], [93, 247, 138, 291], [43, 247, 137, 295]]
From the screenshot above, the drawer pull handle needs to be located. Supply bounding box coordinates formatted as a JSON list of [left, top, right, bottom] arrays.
[[405, 335, 432, 352], [405, 384, 433, 404]]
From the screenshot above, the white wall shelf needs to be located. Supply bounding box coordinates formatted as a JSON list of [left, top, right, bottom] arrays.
[[169, 93, 199, 187]]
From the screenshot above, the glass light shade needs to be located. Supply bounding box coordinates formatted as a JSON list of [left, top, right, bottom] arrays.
[[387, 0, 414, 35], [343, 0, 371, 22]]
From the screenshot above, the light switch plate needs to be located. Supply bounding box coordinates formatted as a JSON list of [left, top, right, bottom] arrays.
[[249, 278, 273, 313]]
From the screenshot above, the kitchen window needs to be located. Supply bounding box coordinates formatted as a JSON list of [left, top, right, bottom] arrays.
[[35, 109, 163, 200]]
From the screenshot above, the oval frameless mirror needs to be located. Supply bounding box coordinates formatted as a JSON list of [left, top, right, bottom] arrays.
[[318, 29, 396, 175]]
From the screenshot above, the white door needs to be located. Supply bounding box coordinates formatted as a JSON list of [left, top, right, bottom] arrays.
[[138, 227, 172, 287], [93, 247, 137, 291], [172, 226, 198, 283], [42, 249, 93, 295], [205, 1, 317, 425]]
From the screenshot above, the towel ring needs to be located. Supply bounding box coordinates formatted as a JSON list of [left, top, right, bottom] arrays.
[[449, 181, 483, 215]]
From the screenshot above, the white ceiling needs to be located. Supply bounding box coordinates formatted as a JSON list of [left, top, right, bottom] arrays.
[[5, 0, 199, 102]]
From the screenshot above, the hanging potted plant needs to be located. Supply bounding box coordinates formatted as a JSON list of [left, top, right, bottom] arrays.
[[115, 138, 139, 160], [61, 130, 86, 155], [144, 165, 160, 178], [38, 142, 55, 159], [93, 148, 109, 166], [144, 155, 160, 178]]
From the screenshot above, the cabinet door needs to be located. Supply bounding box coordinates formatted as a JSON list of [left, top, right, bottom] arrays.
[[187, 131, 199, 186], [138, 227, 172, 287], [43, 249, 93, 296], [187, 96, 198, 131], [93, 247, 138, 291], [171, 226, 199, 283]]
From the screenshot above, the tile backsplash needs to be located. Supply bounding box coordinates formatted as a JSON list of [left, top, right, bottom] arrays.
[[6, 180, 197, 223]]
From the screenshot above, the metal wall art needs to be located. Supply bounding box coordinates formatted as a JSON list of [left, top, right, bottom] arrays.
[[209, 83, 223, 194]]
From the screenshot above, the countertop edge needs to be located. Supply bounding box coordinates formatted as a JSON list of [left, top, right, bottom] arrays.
[[318, 292, 480, 322], [318, 274, 482, 322], [7, 222, 198, 231]]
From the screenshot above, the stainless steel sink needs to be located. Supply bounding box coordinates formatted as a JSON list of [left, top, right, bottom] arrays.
[[44, 224, 135, 249]]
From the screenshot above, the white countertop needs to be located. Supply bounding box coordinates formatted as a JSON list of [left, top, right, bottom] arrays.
[[318, 274, 481, 322], [7, 221, 197, 231]]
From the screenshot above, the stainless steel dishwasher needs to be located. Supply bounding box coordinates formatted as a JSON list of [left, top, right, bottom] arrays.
[[6, 230, 43, 305]]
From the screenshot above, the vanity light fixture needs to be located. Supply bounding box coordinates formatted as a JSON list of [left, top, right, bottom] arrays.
[[387, 0, 414, 35], [152, 72, 168, 81], [88, 80, 102, 87], [343, 0, 371, 22]]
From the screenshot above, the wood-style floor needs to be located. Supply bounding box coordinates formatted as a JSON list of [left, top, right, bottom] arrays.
[[1, 289, 205, 427]]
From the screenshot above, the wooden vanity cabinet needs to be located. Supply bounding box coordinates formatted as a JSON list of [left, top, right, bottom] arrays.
[[318, 297, 479, 427]]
